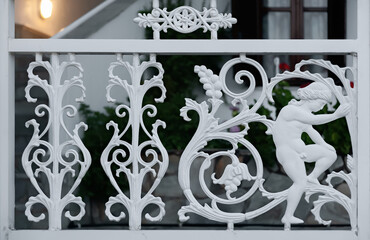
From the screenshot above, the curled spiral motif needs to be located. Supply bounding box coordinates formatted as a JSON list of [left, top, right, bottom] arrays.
[[178, 55, 275, 227], [22, 53, 91, 230], [178, 56, 356, 230], [134, 6, 236, 38], [101, 54, 168, 230]]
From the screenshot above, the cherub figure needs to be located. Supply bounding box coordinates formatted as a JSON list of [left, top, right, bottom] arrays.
[[272, 82, 350, 225]]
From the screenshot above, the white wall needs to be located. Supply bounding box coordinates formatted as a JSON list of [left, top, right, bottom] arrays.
[[15, 0, 103, 37]]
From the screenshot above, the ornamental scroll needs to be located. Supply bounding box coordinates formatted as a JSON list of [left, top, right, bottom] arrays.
[[134, 0, 236, 39], [101, 54, 168, 230], [22, 53, 91, 230], [178, 55, 356, 231]]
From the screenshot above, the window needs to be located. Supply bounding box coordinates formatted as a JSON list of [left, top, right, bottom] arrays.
[[232, 0, 346, 80], [263, 0, 329, 39]]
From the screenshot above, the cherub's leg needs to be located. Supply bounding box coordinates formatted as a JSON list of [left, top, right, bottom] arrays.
[[283, 184, 306, 225], [277, 149, 307, 225], [304, 145, 337, 183]]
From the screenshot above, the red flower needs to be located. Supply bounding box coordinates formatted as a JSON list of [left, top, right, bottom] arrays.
[[279, 63, 290, 71], [350, 81, 354, 88], [300, 82, 311, 88]]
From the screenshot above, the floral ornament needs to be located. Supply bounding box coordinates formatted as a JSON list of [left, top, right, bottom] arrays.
[[179, 56, 356, 230], [174, 8, 197, 30], [102, 54, 168, 230], [178, 56, 276, 228], [195, 65, 222, 99], [134, 6, 237, 39], [22, 53, 91, 230], [212, 162, 253, 199]]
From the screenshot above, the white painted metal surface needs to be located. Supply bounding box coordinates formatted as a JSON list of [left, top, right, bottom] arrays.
[[9, 39, 360, 54], [101, 54, 168, 230], [269, 61, 356, 230], [178, 56, 356, 231], [2, 0, 370, 239], [6, 230, 358, 240], [0, 1, 15, 240], [21, 53, 91, 230], [134, 0, 236, 39], [354, 0, 370, 239]]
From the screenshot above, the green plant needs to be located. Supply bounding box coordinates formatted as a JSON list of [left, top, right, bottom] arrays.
[[244, 82, 292, 170], [302, 103, 352, 158], [78, 103, 130, 201]]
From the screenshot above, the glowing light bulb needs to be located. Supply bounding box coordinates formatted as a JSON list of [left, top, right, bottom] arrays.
[[40, 0, 53, 19]]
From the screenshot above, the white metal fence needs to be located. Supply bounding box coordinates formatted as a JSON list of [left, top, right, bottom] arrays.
[[1, 0, 370, 239]]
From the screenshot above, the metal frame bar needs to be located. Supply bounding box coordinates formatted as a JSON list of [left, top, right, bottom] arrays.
[[9, 39, 358, 54], [0, 0, 15, 239], [355, 0, 370, 239], [7, 230, 358, 240]]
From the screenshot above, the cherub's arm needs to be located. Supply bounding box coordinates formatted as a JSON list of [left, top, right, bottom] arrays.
[[292, 111, 336, 125], [291, 103, 350, 125]]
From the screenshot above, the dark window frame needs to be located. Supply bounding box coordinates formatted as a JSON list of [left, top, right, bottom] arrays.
[[231, 0, 346, 85]]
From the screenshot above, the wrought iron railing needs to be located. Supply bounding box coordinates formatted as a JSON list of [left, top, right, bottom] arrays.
[[2, 0, 370, 240]]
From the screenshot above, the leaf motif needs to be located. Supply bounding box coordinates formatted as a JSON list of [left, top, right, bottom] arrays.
[[22, 54, 91, 229], [180, 98, 209, 122], [135, 6, 236, 36], [311, 195, 332, 226], [178, 56, 356, 228], [101, 57, 168, 230]]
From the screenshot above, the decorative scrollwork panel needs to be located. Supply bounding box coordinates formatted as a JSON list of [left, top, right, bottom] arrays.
[[134, 0, 236, 39], [267, 59, 356, 230], [178, 55, 356, 231], [22, 53, 91, 230], [101, 54, 168, 230]]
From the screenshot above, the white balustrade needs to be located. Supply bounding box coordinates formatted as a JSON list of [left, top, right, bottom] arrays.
[[22, 53, 91, 230], [1, 0, 368, 239], [101, 54, 168, 230]]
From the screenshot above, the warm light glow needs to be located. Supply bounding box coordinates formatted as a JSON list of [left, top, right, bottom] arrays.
[[40, 0, 53, 19]]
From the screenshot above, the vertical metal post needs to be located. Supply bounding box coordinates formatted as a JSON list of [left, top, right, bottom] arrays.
[[0, 0, 15, 238], [152, 0, 159, 8], [153, 0, 160, 40], [210, 0, 217, 8], [356, 0, 370, 239], [210, 0, 218, 40]]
